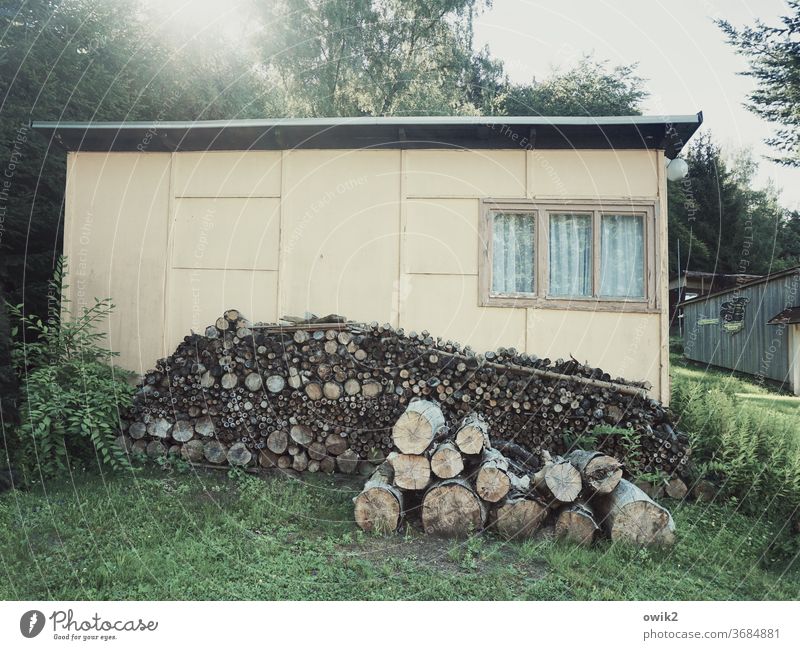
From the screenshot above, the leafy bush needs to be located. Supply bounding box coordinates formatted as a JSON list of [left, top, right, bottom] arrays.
[[8, 261, 135, 480], [671, 373, 800, 516]]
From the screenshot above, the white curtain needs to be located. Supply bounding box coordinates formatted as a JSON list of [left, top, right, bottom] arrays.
[[492, 212, 535, 294], [549, 213, 592, 297], [600, 214, 644, 298]]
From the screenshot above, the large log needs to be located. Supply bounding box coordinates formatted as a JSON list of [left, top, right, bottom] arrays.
[[430, 442, 464, 479], [567, 449, 622, 495], [555, 502, 599, 546], [594, 479, 676, 545], [454, 413, 489, 455], [494, 497, 548, 540], [475, 448, 512, 503], [388, 452, 431, 491], [533, 452, 582, 504], [421, 478, 487, 537], [354, 463, 404, 533], [392, 399, 445, 454]]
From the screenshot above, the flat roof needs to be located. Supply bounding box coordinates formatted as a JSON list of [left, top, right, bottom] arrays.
[[32, 113, 703, 157], [680, 265, 800, 307]]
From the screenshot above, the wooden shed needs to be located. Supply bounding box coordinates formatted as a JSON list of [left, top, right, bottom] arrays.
[[681, 266, 800, 393], [35, 114, 702, 404]]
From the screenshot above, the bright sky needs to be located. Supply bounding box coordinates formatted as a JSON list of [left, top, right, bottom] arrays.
[[474, 0, 799, 209]]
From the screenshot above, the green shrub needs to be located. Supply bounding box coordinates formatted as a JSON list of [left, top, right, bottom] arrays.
[[8, 261, 135, 481], [671, 374, 800, 516]]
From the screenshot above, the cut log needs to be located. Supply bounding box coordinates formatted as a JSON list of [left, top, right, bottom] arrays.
[[344, 378, 361, 396], [494, 497, 548, 540], [567, 449, 622, 495], [594, 479, 676, 545], [430, 442, 464, 479], [324, 433, 347, 456], [128, 421, 146, 440], [392, 399, 445, 454], [290, 424, 314, 446], [319, 456, 336, 474], [323, 382, 342, 400], [267, 429, 289, 455], [171, 420, 194, 443], [305, 382, 323, 401], [422, 478, 487, 537], [264, 375, 285, 393], [227, 442, 252, 466], [146, 440, 167, 458], [362, 381, 382, 398], [181, 440, 204, 463], [336, 449, 360, 474], [258, 449, 280, 468], [221, 372, 238, 390], [244, 373, 263, 392], [194, 416, 215, 437], [388, 452, 431, 491], [204, 440, 227, 464], [691, 479, 717, 503], [533, 453, 582, 503], [308, 441, 327, 461], [454, 413, 489, 455], [475, 448, 512, 503], [292, 450, 309, 472], [354, 463, 404, 533], [555, 502, 599, 546]]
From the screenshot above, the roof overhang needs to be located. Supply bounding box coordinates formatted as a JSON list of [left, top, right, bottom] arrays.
[[32, 113, 703, 157]]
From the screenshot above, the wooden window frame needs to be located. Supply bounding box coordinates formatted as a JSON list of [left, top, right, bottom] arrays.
[[479, 198, 658, 313]]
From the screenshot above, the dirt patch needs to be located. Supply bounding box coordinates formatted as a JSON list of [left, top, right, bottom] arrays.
[[342, 531, 548, 579]]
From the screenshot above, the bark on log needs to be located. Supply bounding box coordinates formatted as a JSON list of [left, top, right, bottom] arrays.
[[392, 399, 445, 454], [475, 448, 512, 503], [567, 449, 622, 495], [494, 497, 548, 540], [555, 502, 599, 546], [454, 413, 489, 455], [430, 442, 464, 479], [354, 462, 404, 533], [594, 479, 676, 545], [422, 478, 488, 537], [336, 449, 360, 474]]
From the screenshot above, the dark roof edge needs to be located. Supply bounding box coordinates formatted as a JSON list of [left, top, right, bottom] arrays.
[[680, 265, 800, 307], [31, 113, 703, 157]]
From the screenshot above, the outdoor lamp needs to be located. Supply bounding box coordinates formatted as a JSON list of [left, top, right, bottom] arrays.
[[666, 157, 689, 181]]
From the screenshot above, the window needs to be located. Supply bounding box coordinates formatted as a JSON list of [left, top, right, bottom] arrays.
[[481, 200, 655, 311], [491, 212, 535, 294]]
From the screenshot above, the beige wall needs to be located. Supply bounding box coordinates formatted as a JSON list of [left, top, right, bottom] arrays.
[[64, 147, 670, 401]]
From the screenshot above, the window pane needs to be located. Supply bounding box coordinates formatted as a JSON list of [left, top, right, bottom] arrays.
[[549, 213, 592, 297], [600, 214, 644, 298], [491, 212, 535, 294]]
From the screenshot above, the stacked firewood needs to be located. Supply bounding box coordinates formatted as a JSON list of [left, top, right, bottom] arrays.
[[354, 401, 676, 545], [123, 311, 690, 478]]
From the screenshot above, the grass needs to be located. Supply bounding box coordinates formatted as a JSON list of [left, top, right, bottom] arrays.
[[1, 467, 797, 600]]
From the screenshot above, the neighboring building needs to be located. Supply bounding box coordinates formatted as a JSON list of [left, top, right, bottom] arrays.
[[669, 270, 762, 328], [35, 114, 702, 404], [681, 266, 800, 393]]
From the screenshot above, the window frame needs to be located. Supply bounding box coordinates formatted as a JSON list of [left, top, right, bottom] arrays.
[[479, 198, 658, 312]]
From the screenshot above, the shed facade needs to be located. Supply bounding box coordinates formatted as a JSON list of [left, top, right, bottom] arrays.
[[682, 267, 800, 393], [36, 115, 703, 404]]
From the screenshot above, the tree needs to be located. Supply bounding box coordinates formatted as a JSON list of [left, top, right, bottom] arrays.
[[257, 0, 504, 117], [668, 133, 785, 277], [500, 56, 648, 116], [719, 2, 800, 166]]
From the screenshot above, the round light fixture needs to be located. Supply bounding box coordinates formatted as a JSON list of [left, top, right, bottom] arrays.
[[666, 157, 689, 181]]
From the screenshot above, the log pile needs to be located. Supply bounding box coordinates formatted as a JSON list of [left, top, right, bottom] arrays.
[[123, 311, 690, 479], [354, 401, 676, 545]]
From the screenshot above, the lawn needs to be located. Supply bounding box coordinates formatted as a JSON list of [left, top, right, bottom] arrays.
[[0, 467, 797, 600]]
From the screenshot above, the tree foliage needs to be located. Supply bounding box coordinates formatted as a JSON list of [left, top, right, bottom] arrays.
[[719, 2, 800, 166], [668, 133, 793, 276]]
